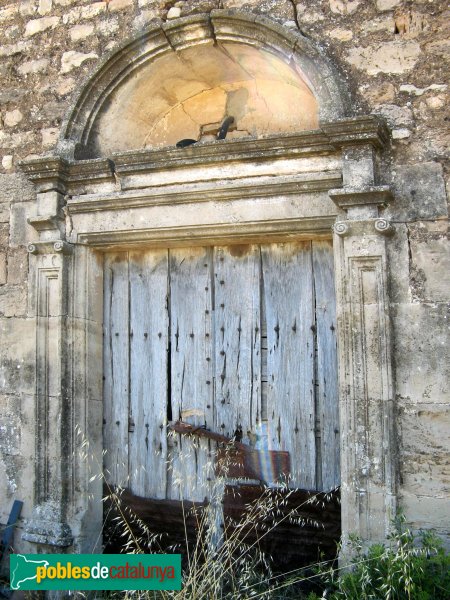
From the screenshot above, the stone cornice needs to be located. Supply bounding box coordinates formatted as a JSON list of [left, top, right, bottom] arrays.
[[20, 116, 388, 192]]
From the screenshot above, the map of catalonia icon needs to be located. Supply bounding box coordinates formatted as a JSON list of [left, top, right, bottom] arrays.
[[10, 555, 50, 590]]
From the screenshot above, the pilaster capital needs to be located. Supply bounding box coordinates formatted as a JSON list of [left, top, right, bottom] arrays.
[[333, 218, 395, 238], [27, 240, 74, 255]]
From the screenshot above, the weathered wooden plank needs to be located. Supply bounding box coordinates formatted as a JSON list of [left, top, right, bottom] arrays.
[[103, 252, 130, 488], [168, 247, 214, 501], [312, 241, 340, 490], [213, 245, 261, 448], [261, 242, 316, 489], [128, 250, 169, 499]]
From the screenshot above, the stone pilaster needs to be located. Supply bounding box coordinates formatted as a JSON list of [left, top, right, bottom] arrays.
[[22, 177, 74, 548], [330, 146, 397, 552]]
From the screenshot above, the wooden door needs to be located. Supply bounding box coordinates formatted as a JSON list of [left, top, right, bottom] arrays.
[[103, 241, 339, 501]]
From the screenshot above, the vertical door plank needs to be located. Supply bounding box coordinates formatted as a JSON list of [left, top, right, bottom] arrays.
[[129, 250, 169, 499], [214, 245, 261, 446], [262, 242, 316, 489], [313, 241, 340, 490], [168, 247, 214, 502], [103, 252, 130, 488]]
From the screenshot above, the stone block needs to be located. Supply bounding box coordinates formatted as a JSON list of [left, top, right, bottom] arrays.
[[7, 248, 28, 285], [62, 6, 81, 24], [0, 42, 31, 58], [17, 59, 50, 75], [167, 7, 181, 19], [2, 154, 14, 171], [41, 127, 59, 148], [69, 23, 94, 41], [0, 5, 18, 23], [392, 128, 411, 139], [328, 28, 353, 42], [408, 222, 450, 303], [25, 16, 60, 37], [19, 1, 37, 17], [376, 0, 400, 11], [9, 202, 38, 248], [374, 104, 413, 128], [347, 41, 421, 75], [37, 191, 62, 216], [387, 223, 411, 305], [398, 401, 449, 459], [361, 16, 394, 34], [0, 173, 36, 205], [0, 223, 9, 246], [0, 203, 10, 223], [386, 162, 448, 222], [4, 110, 23, 128], [81, 2, 106, 19], [0, 318, 35, 394], [55, 77, 76, 96], [108, 0, 133, 11], [329, 0, 361, 15], [0, 251, 6, 284], [38, 0, 53, 16], [0, 88, 27, 105], [96, 18, 119, 35], [60, 51, 98, 74], [0, 285, 28, 317], [400, 492, 450, 534], [0, 417, 20, 456], [399, 83, 447, 97], [392, 302, 449, 405]]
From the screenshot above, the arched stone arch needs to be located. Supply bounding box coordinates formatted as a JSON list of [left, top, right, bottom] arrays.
[[58, 10, 350, 159]]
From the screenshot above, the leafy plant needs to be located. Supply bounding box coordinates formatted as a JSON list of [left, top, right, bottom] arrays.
[[309, 514, 450, 600]]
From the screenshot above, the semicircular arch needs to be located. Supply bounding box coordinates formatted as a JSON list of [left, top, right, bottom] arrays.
[[58, 10, 350, 159]]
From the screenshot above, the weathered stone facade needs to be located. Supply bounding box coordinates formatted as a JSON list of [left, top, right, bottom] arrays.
[[0, 0, 449, 556]]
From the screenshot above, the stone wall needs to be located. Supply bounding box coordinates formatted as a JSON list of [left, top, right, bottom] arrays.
[[0, 0, 449, 550]]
